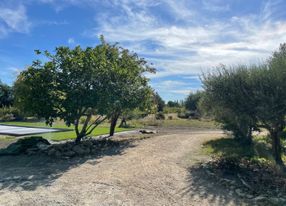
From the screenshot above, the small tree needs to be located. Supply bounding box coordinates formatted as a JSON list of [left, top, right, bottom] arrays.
[[202, 66, 257, 144], [249, 44, 286, 165], [0, 82, 13, 108], [154, 92, 165, 112], [15, 45, 108, 143], [202, 44, 286, 167], [185, 91, 204, 119]]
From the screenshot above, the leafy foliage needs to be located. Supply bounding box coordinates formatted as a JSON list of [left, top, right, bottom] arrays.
[[154, 92, 165, 112], [202, 43, 286, 166], [0, 82, 13, 108], [14, 37, 154, 142]]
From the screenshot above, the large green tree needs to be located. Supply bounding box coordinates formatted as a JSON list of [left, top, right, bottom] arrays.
[[154, 92, 165, 112], [15, 37, 155, 141], [15, 45, 108, 143], [95, 40, 155, 136]]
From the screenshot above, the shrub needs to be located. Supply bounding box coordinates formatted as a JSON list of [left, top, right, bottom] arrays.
[[0, 107, 24, 121], [155, 112, 165, 120]]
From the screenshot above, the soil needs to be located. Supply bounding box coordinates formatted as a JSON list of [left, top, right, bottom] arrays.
[[0, 128, 249, 206]]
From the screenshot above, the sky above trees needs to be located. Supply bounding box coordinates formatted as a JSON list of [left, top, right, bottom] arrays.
[[0, 0, 286, 100]]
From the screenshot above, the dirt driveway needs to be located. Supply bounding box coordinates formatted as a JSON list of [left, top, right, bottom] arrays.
[[0, 129, 248, 206]]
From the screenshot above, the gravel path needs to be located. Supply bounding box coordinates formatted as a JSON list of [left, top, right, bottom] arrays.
[[0, 130, 248, 206]]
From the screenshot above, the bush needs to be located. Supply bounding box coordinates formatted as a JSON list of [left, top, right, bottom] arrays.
[[178, 110, 200, 119], [155, 112, 165, 120], [0, 107, 24, 121]]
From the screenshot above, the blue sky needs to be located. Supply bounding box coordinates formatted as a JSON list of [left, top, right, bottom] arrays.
[[0, 0, 286, 101]]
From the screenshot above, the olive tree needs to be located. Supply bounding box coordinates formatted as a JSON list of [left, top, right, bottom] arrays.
[[202, 44, 286, 167], [202, 66, 257, 144], [249, 44, 286, 165]]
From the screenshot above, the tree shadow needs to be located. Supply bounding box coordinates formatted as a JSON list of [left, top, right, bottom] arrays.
[[180, 163, 251, 206], [203, 136, 273, 160], [0, 140, 135, 191]]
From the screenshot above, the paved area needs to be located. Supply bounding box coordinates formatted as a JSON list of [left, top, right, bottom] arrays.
[[0, 125, 63, 136]]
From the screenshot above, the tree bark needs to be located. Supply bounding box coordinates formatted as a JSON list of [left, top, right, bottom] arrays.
[[109, 114, 119, 136], [245, 126, 253, 145], [75, 134, 84, 144], [270, 129, 284, 166], [119, 117, 127, 128], [74, 114, 92, 143]]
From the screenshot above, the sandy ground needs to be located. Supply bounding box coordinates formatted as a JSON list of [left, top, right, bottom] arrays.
[[0, 129, 249, 206]]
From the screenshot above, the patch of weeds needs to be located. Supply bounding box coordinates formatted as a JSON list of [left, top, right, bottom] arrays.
[[0, 136, 15, 141], [203, 137, 255, 159], [203, 135, 275, 162]]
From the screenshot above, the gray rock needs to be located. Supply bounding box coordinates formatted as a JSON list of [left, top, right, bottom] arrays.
[[139, 129, 157, 134], [82, 141, 93, 148], [54, 150, 61, 158], [279, 198, 286, 203], [72, 145, 86, 156], [37, 142, 50, 151], [26, 148, 38, 155], [246, 194, 254, 199], [47, 148, 57, 156], [63, 151, 76, 157], [254, 195, 267, 201], [235, 188, 245, 197], [269, 197, 281, 205]]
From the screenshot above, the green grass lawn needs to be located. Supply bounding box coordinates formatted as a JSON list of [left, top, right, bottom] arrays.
[[0, 121, 132, 141]]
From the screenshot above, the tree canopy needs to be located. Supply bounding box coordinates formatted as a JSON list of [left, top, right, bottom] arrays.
[[0, 82, 13, 108], [201, 43, 286, 167], [14, 37, 155, 142]]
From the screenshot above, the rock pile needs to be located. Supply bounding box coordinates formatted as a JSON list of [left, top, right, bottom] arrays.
[[0, 136, 123, 158], [0, 136, 50, 155], [46, 139, 121, 158]]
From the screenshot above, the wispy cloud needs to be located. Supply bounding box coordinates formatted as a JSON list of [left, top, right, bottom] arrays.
[[0, 4, 31, 37], [68, 37, 75, 44], [86, 0, 286, 79]]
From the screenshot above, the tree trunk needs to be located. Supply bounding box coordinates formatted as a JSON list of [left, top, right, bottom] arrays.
[[74, 114, 92, 143], [109, 114, 119, 136], [270, 129, 284, 166], [119, 117, 127, 128], [75, 134, 83, 144], [245, 126, 253, 145]]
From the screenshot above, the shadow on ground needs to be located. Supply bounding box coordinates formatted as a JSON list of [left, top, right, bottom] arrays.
[[203, 137, 273, 160], [0, 140, 135, 191], [180, 163, 249, 206]]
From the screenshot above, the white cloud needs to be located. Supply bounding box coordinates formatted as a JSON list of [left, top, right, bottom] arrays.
[[86, 0, 286, 79], [68, 37, 75, 44], [0, 5, 31, 37], [202, 0, 230, 12]]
